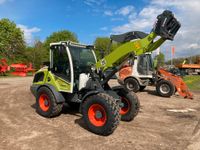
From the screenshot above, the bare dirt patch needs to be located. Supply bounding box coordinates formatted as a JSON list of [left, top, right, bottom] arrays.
[[0, 77, 200, 150]]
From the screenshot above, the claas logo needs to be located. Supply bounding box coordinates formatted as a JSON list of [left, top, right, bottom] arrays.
[[134, 41, 141, 49]]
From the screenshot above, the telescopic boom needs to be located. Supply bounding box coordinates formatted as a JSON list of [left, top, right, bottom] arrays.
[[96, 10, 181, 71]]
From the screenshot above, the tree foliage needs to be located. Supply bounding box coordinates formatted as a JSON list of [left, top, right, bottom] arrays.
[[0, 18, 25, 59], [42, 30, 78, 65], [166, 55, 200, 65], [44, 30, 78, 50], [94, 37, 119, 59], [154, 52, 165, 68], [0, 19, 80, 69], [24, 40, 48, 69]]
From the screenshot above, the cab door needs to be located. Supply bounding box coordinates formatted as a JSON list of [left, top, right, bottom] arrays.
[[49, 44, 74, 93]]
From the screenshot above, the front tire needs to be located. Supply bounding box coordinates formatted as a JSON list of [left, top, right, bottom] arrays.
[[124, 78, 140, 92], [36, 87, 63, 118], [82, 93, 120, 136], [156, 80, 175, 97]]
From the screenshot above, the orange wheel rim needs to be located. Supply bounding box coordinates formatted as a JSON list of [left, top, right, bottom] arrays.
[[120, 97, 130, 115], [88, 104, 107, 127], [39, 94, 50, 111]]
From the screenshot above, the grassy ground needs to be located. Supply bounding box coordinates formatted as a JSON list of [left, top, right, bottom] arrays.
[[0, 72, 34, 78], [183, 75, 200, 90], [0, 73, 17, 78]]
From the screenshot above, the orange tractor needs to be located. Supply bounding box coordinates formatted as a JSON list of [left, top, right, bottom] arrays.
[[118, 53, 193, 99]]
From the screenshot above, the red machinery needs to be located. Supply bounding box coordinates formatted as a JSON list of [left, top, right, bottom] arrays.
[[10, 63, 35, 77], [0, 58, 35, 77], [0, 58, 10, 75]]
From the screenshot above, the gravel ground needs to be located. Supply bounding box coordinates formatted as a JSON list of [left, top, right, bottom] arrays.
[[0, 77, 200, 150]]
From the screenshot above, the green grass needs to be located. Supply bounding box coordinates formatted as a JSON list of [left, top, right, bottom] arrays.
[[0, 73, 19, 78], [0, 72, 34, 78], [183, 75, 200, 90]]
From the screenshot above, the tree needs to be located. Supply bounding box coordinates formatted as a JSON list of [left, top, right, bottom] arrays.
[[154, 52, 165, 68], [24, 40, 48, 69], [166, 54, 200, 65], [44, 30, 78, 50], [0, 18, 25, 59], [94, 37, 119, 59]]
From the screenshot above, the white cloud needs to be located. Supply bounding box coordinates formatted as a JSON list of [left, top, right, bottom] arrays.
[[188, 43, 200, 49], [139, 7, 162, 18], [17, 24, 41, 45], [0, 0, 10, 5], [151, 0, 200, 59], [111, 18, 124, 21], [100, 27, 108, 31], [109, 5, 137, 32], [84, 0, 105, 6], [0, 0, 6, 4], [116, 5, 135, 16], [151, 0, 200, 13], [111, 0, 200, 59], [104, 10, 113, 16], [112, 6, 163, 33]]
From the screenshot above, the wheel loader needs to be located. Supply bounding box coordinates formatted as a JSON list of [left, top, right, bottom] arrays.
[[118, 53, 193, 99], [30, 10, 180, 135]]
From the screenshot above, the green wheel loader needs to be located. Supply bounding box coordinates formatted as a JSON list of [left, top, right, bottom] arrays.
[[30, 10, 180, 135]]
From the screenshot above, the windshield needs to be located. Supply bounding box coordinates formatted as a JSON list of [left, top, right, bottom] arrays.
[[147, 54, 153, 71], [137, 54, 153, 75], [69, 45, 96, 68]]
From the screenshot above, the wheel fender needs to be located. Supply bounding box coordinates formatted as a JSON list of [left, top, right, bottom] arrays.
[[156, 78, 164, 84], [112, 86, 129, 94], [124, 76, 142, 86], [37, 84, 65, 103], [80, 91, 99, 112]]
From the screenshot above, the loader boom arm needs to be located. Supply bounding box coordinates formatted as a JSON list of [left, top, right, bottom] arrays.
[[96, 10, 181, 72], [96, 32, 165, 71]]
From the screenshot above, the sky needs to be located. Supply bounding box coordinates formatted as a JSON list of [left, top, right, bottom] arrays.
[[0, 0, 200, 60]]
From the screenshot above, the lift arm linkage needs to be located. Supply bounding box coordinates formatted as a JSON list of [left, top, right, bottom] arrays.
[[96, 10, 181, 71], [96, 32, 165, 71]]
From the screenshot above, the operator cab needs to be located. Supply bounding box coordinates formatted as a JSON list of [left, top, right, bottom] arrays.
[[137, 53, 154, 76], [50, 41, 97, 92]]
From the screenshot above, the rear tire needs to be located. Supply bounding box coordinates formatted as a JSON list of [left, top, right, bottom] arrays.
[[36, 87, 63, 118], [124, 78, 140, 92], [82, 93, 120, 136], [156, 80, 175, 97], [116, 90, 140, 121]]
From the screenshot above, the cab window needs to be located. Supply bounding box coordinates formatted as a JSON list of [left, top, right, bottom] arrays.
[[50, 45, 71, 82]]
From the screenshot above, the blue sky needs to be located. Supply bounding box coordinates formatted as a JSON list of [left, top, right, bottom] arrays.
[[0, 0, 148, 44], [0, 0, 200, 59]]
